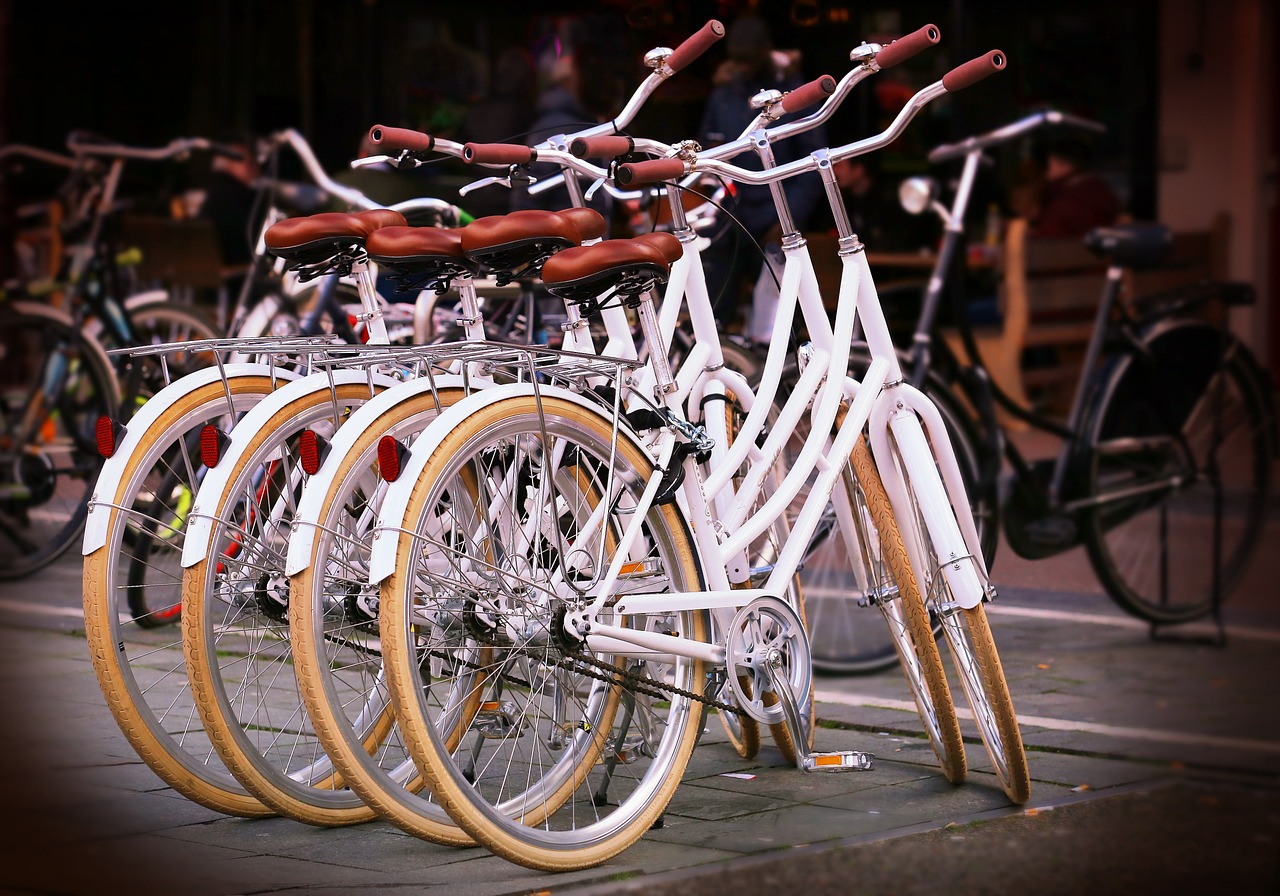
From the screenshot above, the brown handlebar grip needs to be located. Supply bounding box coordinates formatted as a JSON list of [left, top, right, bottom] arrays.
[[462, 143, 536, 165], [942, 50, 1007, 92], [779, 75, 837, 114], [570, 136, 635, 159], [875, 24, 942, 69], [664, 20, 726, 72], [615, 158, 688, 187], [368, 125, 435, 153]]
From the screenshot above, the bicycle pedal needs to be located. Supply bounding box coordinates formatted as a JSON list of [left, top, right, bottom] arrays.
[[801, 750, 874, 772]]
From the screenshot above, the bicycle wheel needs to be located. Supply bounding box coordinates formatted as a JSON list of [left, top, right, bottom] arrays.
[[380, 394, 708, 871], [181, 382, 385, 825], [83, 375, 279, 816], [849, 436, 965, 783], [882, 424, 1029, 803], [1081, 320, 1272, 623], [786, 352, 993, 673], [1, 304, 117, 578], [288, 386, 475, 845]]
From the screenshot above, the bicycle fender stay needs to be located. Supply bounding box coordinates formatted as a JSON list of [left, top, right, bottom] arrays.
[[284, 373, 465, 577], [82, 363, 298, 555], [367, 382, 616, 585], [180, 369, 402, 569]]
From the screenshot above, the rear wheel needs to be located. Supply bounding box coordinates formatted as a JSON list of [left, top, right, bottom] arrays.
[[1082, 321, 1271, 623], [288, 387, 474, 845], [182, 383, 385, 825], [380, 395, 708, 870], [83, 376, 278, 816]]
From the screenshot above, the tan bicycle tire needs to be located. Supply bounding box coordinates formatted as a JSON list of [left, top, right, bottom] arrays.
[[83, 376, 280, 817], [288, 387, 473, 845], [380, 395, 708, 871], [851, 436, 966, 783], [182, 382, 388, 826]]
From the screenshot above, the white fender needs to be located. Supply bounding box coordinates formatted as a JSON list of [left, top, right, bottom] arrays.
[[368, 382, 608, 585], [284, 374, 464, 577], [82, 363, 298, 554], [180, 369, 402, 569]]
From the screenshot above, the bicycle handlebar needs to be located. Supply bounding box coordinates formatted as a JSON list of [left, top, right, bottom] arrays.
[[0, 144, 77, 168], [664, 19, 726, 72], [368, 125, 436, 154], [779, 75, 838, 114], [619, 49, 1007, 189], [874, 24, 941, 69], [569, 135, 636, 159], [926, 108, 1104, 164], [65, 133, 242, 163], [462, 143, 536, 165], [941, 49, 1005, 91]]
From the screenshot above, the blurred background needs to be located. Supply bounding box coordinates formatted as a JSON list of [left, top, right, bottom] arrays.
[[0, 0, 1274, 377]]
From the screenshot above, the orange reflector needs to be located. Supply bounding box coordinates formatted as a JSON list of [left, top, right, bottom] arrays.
[[814, 755, 843, 767], [619, 561, 645, 576], [298, 429, 328, 476], [200, 424, 229, 468], [95, 416, 126, 458], [378, 435, 409, 482], [479, 701, 501, 712]]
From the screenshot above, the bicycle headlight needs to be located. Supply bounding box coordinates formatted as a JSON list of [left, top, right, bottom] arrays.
[[898, 177, 937, 215]]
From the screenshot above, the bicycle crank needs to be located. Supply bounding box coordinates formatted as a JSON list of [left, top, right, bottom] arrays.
[[727, 596, 874, 774]]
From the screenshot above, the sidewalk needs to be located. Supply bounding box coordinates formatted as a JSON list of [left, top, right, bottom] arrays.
[[1, 578, 1277, 894]]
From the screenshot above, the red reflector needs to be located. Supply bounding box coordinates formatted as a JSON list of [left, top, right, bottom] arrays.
[[299, 429, 328, 476], [201, 425, 228, 468], [96, 416, 125, 458], [377, 435, 408, 482]]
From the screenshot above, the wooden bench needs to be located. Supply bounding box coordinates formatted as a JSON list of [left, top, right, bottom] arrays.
[[945, 213, 1231, 419]]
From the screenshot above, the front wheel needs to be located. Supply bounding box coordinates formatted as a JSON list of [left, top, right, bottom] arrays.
[[1081, 320, 1272, 623], [882, 421, 1029, 803]]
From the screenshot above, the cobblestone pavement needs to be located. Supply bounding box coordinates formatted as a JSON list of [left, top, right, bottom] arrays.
[[1, 469, 1277, 894]]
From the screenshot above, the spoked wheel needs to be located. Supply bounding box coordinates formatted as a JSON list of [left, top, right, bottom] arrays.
[[379, 395, 708, 871], [1082, 321, 1272, 623], [793, 356, 994, 673], [287, 387, 475, 845], [83, 376, 279, 816], [849, 436, 965, 784], [882, 426, 1029, 804], [1, 305, 117, 578], [182, 383, 386, 825]]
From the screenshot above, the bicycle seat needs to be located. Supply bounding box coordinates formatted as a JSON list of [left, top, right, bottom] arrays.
[[366, 226, 479, 293], [265, 209, 407, 256], [1083, 224, 1172, 269], [460, 209, 606, 285], [541, 238, 671, 308], [631, 231, 684, 264]]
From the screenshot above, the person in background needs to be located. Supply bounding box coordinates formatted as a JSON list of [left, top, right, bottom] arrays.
[[1028, 135, 1120, 238], [697, 15, 827, 331], [510, 52, 614, 217]]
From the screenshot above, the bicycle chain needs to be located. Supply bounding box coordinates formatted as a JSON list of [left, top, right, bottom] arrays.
[[420, 641, 743, 717]]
